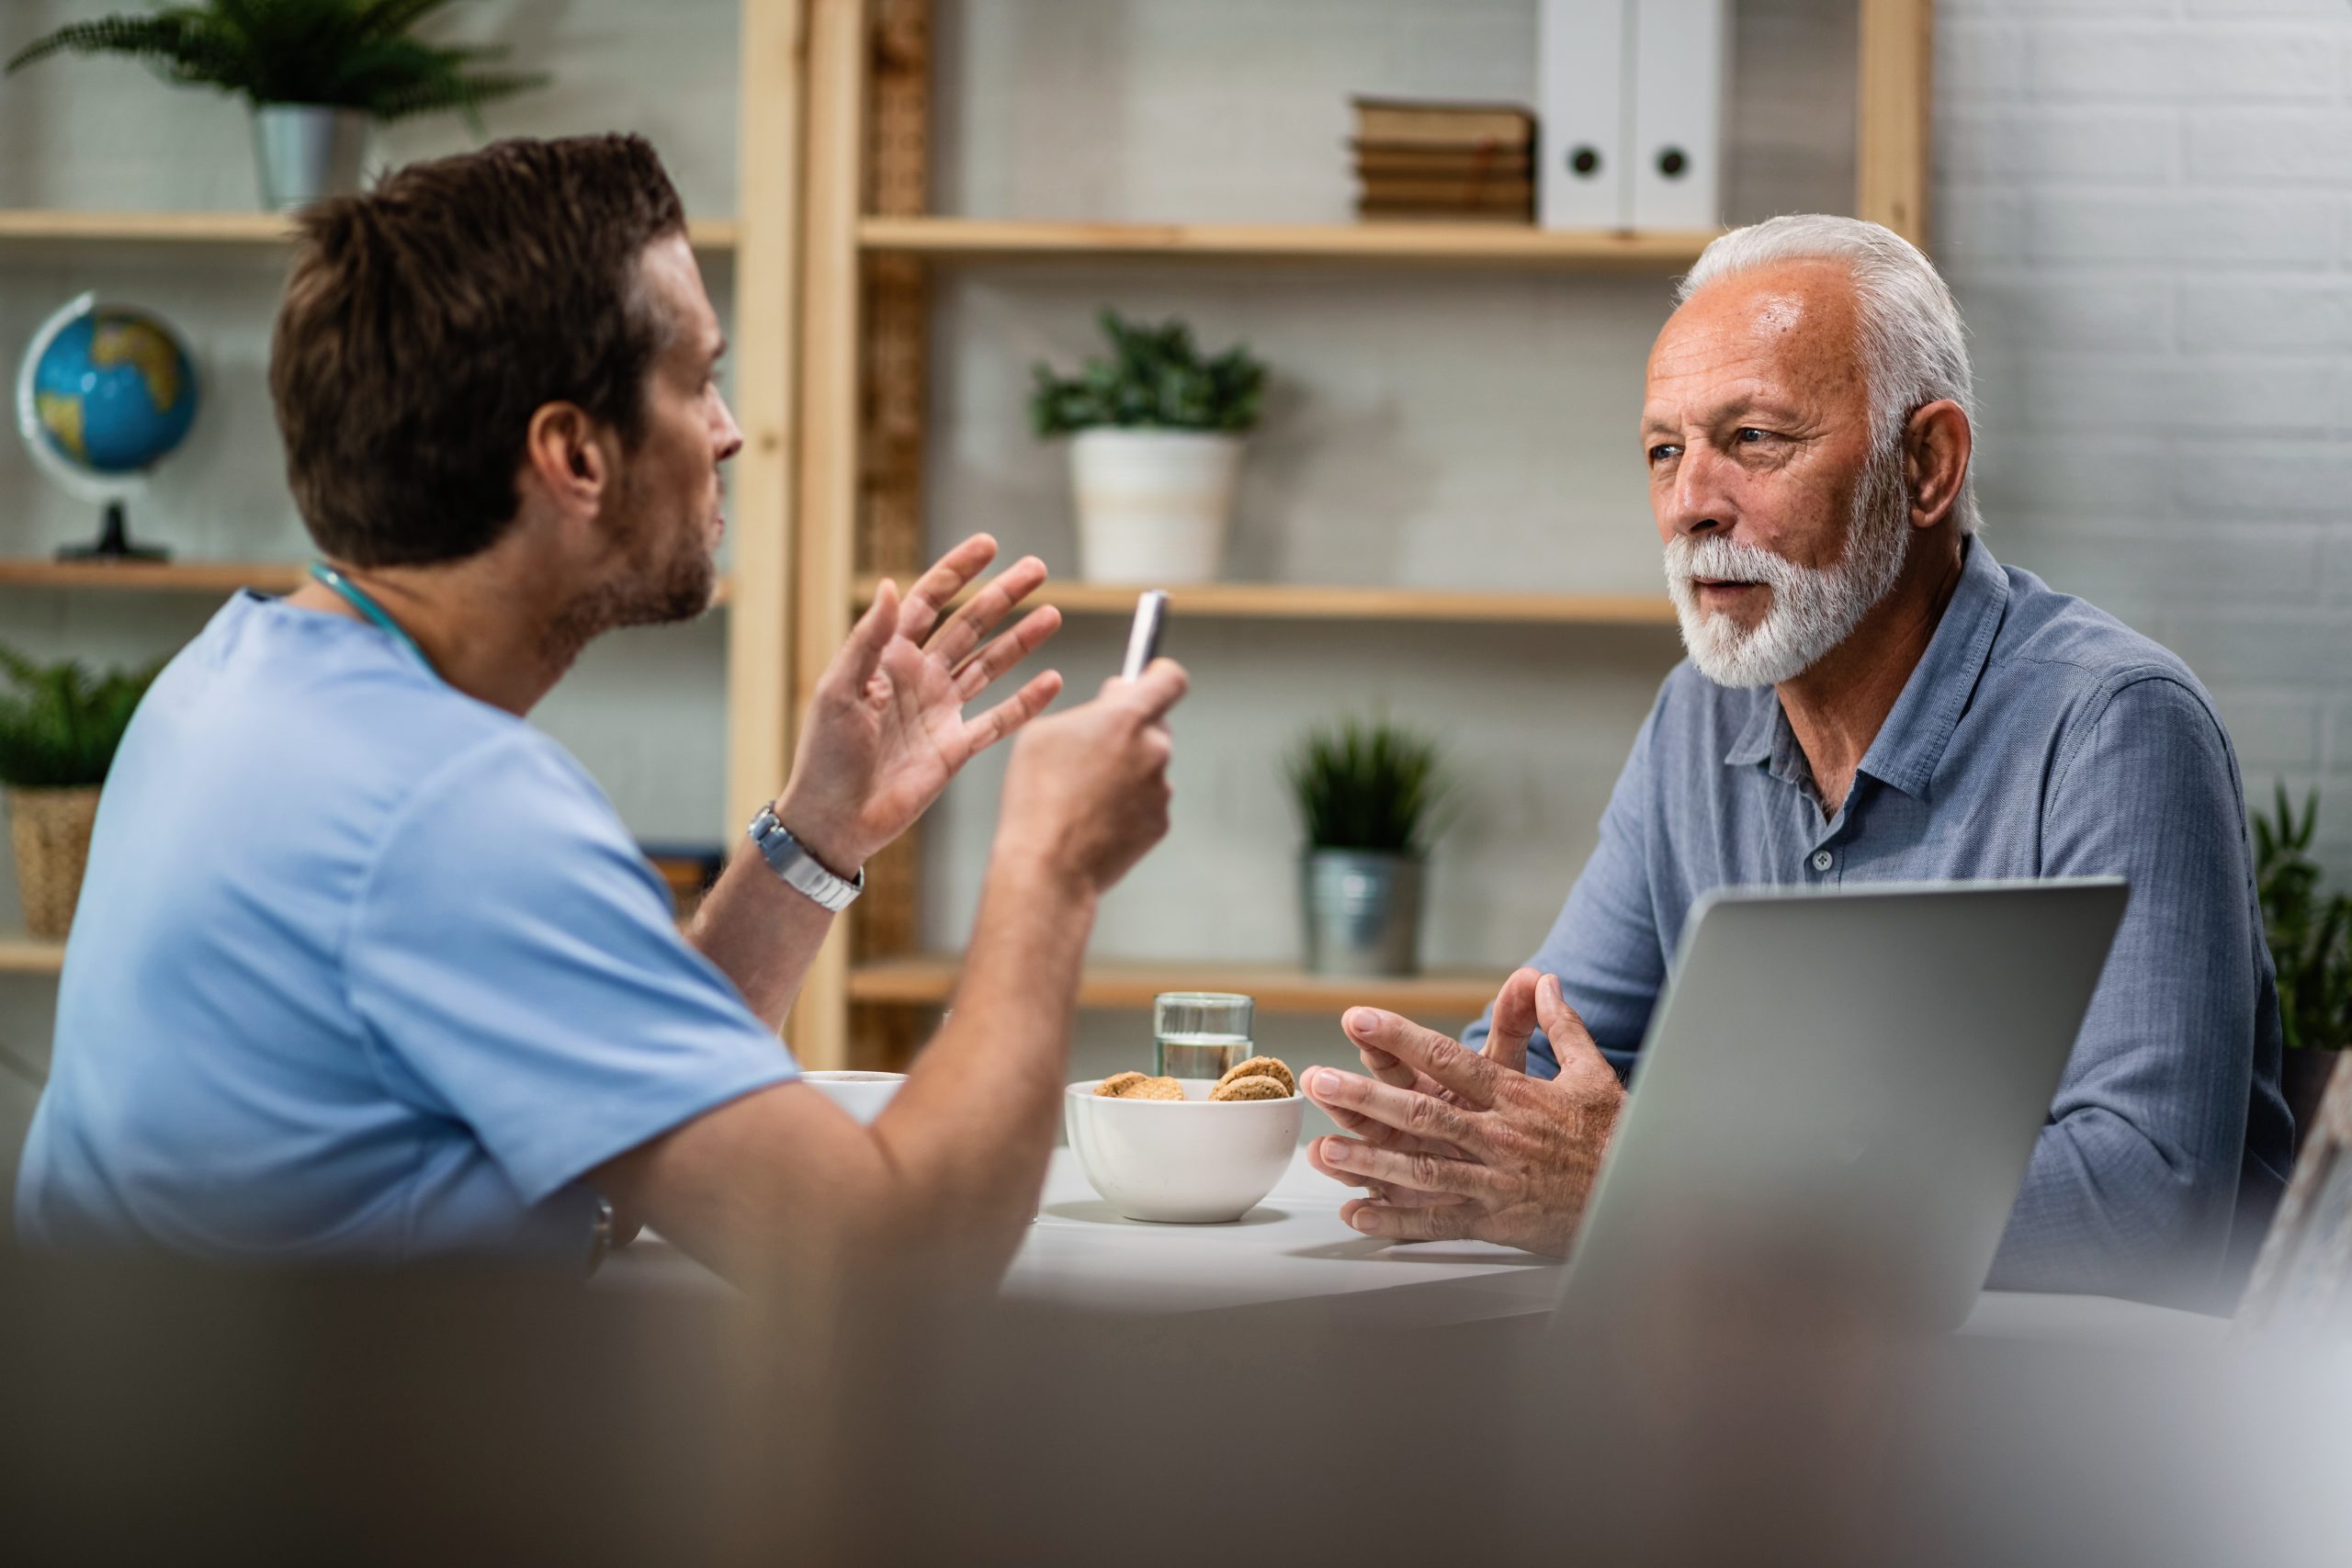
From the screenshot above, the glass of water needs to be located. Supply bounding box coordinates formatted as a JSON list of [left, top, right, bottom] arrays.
[[1154, 992, 1254, 1080]]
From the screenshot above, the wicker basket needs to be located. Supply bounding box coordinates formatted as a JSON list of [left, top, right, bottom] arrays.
[[8, 785, 101, 942]]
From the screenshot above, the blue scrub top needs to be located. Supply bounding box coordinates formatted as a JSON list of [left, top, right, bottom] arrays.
[[16, 592, 797, 1263]]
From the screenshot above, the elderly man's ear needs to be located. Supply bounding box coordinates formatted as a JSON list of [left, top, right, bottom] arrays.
[[1901, 400, 1973, 531]]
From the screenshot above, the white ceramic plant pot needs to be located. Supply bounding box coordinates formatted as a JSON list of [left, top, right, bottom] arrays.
[[1068, 428, 1243, 584]]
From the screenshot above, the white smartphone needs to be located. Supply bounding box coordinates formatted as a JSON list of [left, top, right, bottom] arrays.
[[1120, 590, 1169, 682]]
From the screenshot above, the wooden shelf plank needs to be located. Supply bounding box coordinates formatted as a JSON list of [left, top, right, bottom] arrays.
[[0, 209, 298, 243], [853, 573, 1676, 626], [0, 934, 65, 976], [849, 954, 1503, 1017], [0, 209, 740, 251], [0, 558, 304, 593], [859, 216, 1721, 268], [0, 558, 735, 605]]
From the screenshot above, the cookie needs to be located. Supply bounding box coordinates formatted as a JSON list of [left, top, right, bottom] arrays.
[[1096, 1071, 1186, 1101], [1216, 1055, 1295, 1098], [1211, 1074, 1291, 1102]]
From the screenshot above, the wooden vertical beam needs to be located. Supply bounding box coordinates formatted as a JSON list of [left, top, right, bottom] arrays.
[[849, 0, 933, 1068], [726, 0, 808, 846], [786, 0, 872, 1071], [1856, 0, 1933, 246], [862, 0, 932, 582]]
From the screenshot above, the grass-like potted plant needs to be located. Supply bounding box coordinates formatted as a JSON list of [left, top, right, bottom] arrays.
[[1286, 716, 1451, 976], [2256, 784, 2352, 1143], [5, 0, 547, 210], [0, 645, 161, 941], [1030, 309, 1267, 584]]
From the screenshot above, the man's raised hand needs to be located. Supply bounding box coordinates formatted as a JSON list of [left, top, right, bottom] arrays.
[[774, 535, 1064, 873]]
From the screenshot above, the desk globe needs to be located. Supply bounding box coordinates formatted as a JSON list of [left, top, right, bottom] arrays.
[[15, 293, 199, 560]]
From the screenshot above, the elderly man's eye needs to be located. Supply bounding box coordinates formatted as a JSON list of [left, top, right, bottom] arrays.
[[1736, 427, 1770, 445], [1647, 443, 1680, 465]]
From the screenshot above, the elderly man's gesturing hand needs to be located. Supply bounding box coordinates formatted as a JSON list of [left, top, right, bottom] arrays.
[[1303, 969, 1625, 1256]]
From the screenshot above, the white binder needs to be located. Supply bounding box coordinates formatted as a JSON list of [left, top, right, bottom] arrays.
[[1537, 0, 1631, 231], [1628, 0, 1730, 231]]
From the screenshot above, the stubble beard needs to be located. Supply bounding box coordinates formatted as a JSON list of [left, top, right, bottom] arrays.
[[540, 479, 719, 669]]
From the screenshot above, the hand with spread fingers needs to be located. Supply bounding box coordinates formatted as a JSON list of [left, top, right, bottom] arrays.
[[774, 534, 1065, 873], [1303, 968, 1626, 1255]]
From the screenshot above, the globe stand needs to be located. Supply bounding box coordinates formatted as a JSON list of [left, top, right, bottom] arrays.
[[56, 501, 168, 563]]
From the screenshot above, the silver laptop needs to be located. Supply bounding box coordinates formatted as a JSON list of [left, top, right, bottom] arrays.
[[1554, 880, 2128, 1336]]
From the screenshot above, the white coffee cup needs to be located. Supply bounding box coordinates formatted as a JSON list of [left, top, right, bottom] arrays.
[[800, 1069, 905, 1125]]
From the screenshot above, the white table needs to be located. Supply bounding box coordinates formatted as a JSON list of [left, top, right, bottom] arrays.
[[606, 1149, 2227, 1342], [1010, 1145, 1563, 1324]]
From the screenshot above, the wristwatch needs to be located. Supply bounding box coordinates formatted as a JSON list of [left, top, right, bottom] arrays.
[[748, 807, 865, 912], [586, 1192, 616, 1277]]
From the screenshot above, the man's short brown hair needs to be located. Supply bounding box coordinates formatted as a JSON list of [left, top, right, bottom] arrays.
[[270, 134, 687, 568]]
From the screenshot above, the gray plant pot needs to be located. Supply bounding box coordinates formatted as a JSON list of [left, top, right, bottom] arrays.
[[1300, 849, 1425, 977], [250, 105, 371, 211]]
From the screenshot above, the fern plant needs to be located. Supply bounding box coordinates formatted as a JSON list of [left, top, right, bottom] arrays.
[[4, 0, 546, 122], [2255, 784, 2352, 1053], [1286, 716, 1452, 855], [1030, 310, 1267, 437], [0, 645, 163, 791]]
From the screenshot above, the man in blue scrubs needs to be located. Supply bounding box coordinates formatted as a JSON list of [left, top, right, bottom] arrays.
[[16, 135, 1185, 1288], [1302, 216, 2290, 1308]]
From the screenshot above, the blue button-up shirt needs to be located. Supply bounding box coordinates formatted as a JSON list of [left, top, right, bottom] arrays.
[[1470, 537, 2291, 1305]]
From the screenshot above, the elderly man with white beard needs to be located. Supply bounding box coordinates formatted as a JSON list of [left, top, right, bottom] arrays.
[[1301, 214, 2292, 1309]]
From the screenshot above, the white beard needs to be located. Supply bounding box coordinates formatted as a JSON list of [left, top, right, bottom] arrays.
[[1663, 443, 1912, 690]]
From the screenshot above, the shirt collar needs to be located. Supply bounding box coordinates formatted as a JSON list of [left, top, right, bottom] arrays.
[[1724, 686, 1781, 769], [1721, 536, 2009, 801]]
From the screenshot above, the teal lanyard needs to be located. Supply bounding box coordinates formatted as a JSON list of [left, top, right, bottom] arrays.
[[308, 561, 436, 680]]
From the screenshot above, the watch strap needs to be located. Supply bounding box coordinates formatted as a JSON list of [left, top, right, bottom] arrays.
[[747, 807, 865, 912]]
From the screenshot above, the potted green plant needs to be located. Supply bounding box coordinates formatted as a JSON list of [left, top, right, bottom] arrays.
[[6, 0, 547, 211], [2255, 784, 2352, 1142], [1286, 716, 1452, 976], [0, 645, 161, 941], [1030, 310, 1267, 584]]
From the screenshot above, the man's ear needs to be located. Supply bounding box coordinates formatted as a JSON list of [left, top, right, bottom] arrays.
[[519, 402, 609, 515], [1902, 400, 1973, 532]]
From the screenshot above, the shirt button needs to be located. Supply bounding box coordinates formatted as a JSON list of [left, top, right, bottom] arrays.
[[1811, 850, 1834, 873]]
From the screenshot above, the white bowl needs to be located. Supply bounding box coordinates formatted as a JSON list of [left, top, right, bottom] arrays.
[[802, 1069, 905, 1125], [1064, 1078, 1305, 1224]]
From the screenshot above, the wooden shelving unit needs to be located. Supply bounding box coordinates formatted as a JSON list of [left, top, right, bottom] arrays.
[[0, 935, 65, 976], [0, 208, 740, 251], [0, 558, 305, 594], [858, 216, 1721, 269], [851, 954, 1503, 1020], [0, 558, 737, 605], [851, 573, 1676, 626], [0, 2, 799, 1005], [786, 0, 1937, 1070]]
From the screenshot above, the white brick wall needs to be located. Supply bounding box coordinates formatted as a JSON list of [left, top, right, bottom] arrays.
[[1938, 0, 2352, 873]]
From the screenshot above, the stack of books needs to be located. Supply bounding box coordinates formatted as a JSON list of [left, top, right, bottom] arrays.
[[1350, 96, 1536, 224]]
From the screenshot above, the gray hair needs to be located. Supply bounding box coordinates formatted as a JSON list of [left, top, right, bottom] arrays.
[[1679, 214, 1981, 536]]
